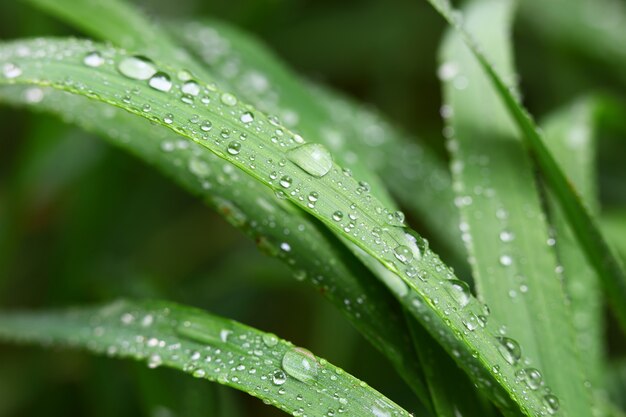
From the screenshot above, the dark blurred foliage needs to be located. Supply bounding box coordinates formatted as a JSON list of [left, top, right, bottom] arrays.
[[0, 0, 625, 416]]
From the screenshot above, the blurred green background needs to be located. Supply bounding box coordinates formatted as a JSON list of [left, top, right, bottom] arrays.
[[1, 0, 625, 416]]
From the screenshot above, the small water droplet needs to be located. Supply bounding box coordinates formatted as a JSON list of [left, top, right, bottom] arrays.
[[496, 336, 521, 365], [272, 370, 287, 385], [517, 368, 542, 390], [446, 279, 471, 307], [499, 255, 513, 266], [499, 230, 515, 242], [148, 72, 172, 92], [182, 80, 201, 96], [332, 211, 344, 222], [3, 62, 22, 79], [263, 334, 278, 347], [164, 114, 174, 124], [227, 141, 241, 155], [240, 111, 254, 123], [282, 347, 319, 383], [118, 55, 157, 80], [83, 51, 105, 67], [279, 176, 292, 188], [148, 354, 162, 369], [543, 394, 559, 415], [393, 245, 413, 264], [287, 143, 333, 178], [220, 92, 237, 106], [200, 121, 212, 132], [193, 369, 206, 378]]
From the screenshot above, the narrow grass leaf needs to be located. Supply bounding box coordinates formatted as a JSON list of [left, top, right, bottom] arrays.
[[426, 0, 626, 337], [0, 38, 555, 415], [439, 2, 592, 416], [0, 299, 411, 417], [541, 98, 604, 390]]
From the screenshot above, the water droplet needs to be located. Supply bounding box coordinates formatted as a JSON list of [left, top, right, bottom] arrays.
[[164, 114, 174, 124], [3, 63, 22, 79], [393, 246, 413, 264], [517, 368, 542, 390], [117, 55, 157, 80], [272, 370, 287, 385], [220, 92, 237, 106], [200, 121, 212, 132], [148, 354, 162, 369], [24, 87, 44, 103], [263, 334, 278, 347], [83, 51, 104, 68], [227, 141, 241, 155], [279, 176, 292, 188], [192, 369, 206, 378], [499, 230, 515, 242], [446, 279, 471, 307], [240, 111, 254, 123], [543, 394, 559, 415], [182, 80, 201, 96], [148, 72, 172, 92], [332, 211, 344, 222], [496, 337, 521, 365], [282, 347, 319, 383], [287, 143, 333, 178], [499, 255, 513, 266]]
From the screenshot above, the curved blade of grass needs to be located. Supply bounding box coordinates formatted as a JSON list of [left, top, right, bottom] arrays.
[[0, 83, 430, 408], [0, 299, 412, 417], [541, 98, 604, 390], [22, 0, 464, 265], [602, 210, 626, 260], [0, 38, 557, 415], [440, 2, 592, 416], [426, 0, 626, 335]]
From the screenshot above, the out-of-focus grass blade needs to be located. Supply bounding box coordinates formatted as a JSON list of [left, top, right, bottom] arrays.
[[602, 210, 626, 260], [541, 98, 604, 390], [426, 0, 626, 337], [0, 83, 429, 407], [440, 1, 592, 417], [0, 38, 557, 415], [520, 0, 626, 86], [0, 299, 411, 417]]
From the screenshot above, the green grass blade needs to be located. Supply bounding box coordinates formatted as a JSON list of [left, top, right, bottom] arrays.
[[0, 299, 411, 417], [426, 0, 626, 335], [602, 210, 626, 260], [0, 83, 430, 407], [439, 1, 592, 416], [541, 98, 604, 390], [0, 38, 557, 415]]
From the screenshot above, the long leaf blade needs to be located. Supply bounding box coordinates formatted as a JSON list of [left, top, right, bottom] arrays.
[[0, 299, 411, 417]]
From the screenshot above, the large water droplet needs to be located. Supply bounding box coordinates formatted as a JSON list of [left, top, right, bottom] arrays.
[[227, 141, 241, 155], [282, 347, 319, 383], [287, 143, 333, 178], [279, 176, 292, 188], [117, 56, 157, 80], [263, 333, 278, 347], [148, 72, 172, 92], [3, 63, 22, 79], [240, 111, 254, 123], [446, 279, 471, 308], [496, 337, 521, 365], [83, 51, 105, 68]]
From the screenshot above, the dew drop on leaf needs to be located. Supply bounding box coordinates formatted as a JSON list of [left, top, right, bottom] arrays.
[[220, 92, 238, 106], [272, 369, 287, 386], [393, 246, 413, 264], [182, 80, 201, 96], [446, 279, 471, 308], [227, 141, 242, 155], [282, 347, 319, 383], [287, 143, 333, 178], [517, 368, 543, 390], [262, 333, 278, 347], [279, 176, 292, 188], [496, 336, 521, 365], [117, 55, 157, 80], [240, 111, 254, 123], [148, 72, 172, 92], [83, 51, 104, 68], [543, 394, 559, 415], [2, 62, 22, 79]]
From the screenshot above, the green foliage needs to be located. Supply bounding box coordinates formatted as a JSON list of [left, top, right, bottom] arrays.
[[0, 0, 625, 416]]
